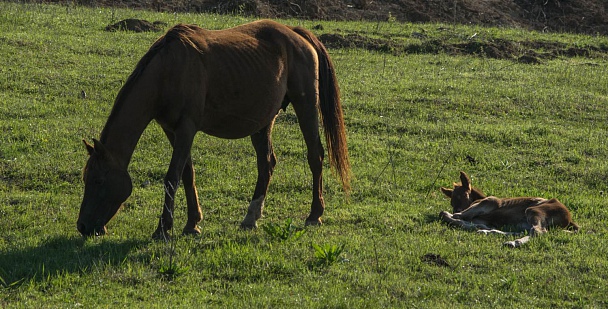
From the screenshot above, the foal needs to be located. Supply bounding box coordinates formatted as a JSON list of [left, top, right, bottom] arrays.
[[440, 171, 579, 247]]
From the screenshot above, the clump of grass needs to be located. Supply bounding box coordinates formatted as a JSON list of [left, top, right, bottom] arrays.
[[312, 243, 346, 266], [158, 260, 189, 281], [262, 218, 306, 242]]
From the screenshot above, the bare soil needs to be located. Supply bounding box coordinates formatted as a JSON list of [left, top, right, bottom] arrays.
[[23, 0, 608, 61], [56, 0, 608, 36]]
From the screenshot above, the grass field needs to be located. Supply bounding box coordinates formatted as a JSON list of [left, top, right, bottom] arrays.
[[1, 2, 608, 307]]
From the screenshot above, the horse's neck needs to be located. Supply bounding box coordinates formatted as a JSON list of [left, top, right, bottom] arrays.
[[99, 98, 154, 169]]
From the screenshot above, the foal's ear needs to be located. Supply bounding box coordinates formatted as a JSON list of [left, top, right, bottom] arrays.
[[440, 187, 453, 198], [83, 139, 95, 156], [459, 171, 471, 191]]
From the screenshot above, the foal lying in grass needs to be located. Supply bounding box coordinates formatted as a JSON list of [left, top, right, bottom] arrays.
[[440, 171, 579, 247]]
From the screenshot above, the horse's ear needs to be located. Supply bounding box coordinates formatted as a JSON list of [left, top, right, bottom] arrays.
[[459, 171, 471, 191], [83, 139, 95, 156], [440, 187, 453, 198], [92, 139, 108, 158]]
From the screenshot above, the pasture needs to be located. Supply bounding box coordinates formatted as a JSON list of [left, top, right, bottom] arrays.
[[1, 2, 608, 307]]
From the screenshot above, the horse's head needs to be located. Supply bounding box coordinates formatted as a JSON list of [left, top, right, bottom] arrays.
[[440, 171, 486, 213], [77, 139, 132, 237]]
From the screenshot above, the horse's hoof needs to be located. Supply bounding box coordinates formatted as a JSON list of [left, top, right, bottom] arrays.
[[182, 226, 201, 236], [305, 219, 322, 226], [239, 222, 258, 230], [151, 230, 171, 241]]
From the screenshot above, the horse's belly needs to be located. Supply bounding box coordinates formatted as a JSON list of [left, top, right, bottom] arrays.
[[199, 90, 284, 139], [199, 111, 275, 139]]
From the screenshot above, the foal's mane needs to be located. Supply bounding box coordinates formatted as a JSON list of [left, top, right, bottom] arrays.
[[101, 24, 202, 142]]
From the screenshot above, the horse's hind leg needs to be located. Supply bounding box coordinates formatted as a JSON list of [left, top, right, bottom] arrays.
[[241, 122, 277, 229], [291, 100, 325, 225]]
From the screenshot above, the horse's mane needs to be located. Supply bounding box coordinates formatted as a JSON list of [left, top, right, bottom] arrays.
[[120, 24, 202, 93], [101, 24, 202, 142]]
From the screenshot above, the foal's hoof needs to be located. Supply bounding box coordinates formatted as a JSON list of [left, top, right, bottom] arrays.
[[503, 240, 519, 248], [439, 211, 451, 219]]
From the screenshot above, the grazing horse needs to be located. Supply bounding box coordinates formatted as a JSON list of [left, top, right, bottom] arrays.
[[77, 20, 351, 239], [439, 171, 578, 247]]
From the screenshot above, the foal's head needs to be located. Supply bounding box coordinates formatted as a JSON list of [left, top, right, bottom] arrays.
[[440, 171, 486, 213], [77, 139, 133, 237]]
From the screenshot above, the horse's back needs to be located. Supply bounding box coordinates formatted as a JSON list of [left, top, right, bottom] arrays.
[[152, 20, 318, 139]]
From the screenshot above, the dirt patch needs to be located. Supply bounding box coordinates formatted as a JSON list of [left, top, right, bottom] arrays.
[[105, 19, 167, 32], [318, 31, 608, 62], [42, 0, 608, 36]]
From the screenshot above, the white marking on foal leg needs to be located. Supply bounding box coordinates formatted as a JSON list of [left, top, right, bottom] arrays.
[[240, 195, 265, 229], [504, 236, 531, 248], [478, 229, 520, 236]]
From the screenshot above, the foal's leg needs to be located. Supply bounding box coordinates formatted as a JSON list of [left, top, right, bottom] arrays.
[[152, 123, 197, 240], [440, 211, 483, 231], [241, 122, 277, 229], [453, 197, 501, 221], [504, 207, 547, 248]]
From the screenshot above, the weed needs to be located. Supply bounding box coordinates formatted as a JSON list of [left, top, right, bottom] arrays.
[[262, 218, 306, 242], [312, 243, 346, 266]]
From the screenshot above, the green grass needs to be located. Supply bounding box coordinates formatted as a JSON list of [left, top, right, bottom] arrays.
[[1, 2, 608, 307]]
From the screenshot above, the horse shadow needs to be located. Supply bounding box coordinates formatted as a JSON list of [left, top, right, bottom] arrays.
[[0, 236, 146, 287]]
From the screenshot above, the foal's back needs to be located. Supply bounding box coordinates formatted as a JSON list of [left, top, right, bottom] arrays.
[[468, 197, 541, 227]]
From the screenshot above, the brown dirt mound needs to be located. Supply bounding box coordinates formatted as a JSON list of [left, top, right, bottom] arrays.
[[105, 19, 167, 32]]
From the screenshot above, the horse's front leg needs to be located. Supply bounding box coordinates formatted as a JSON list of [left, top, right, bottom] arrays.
[[181, 155, 203, 235], [241, 123, 276, 229], [152, 124, 196, 240], [161, 128, 202, 236]]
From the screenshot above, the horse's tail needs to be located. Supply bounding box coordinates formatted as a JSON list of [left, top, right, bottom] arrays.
[[292, 26, 351, 193]]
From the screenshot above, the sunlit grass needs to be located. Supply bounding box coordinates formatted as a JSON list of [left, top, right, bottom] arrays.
[[1, 2, 608, 308]]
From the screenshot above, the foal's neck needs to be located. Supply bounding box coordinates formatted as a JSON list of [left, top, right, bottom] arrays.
[[470, 187, 487, 202]]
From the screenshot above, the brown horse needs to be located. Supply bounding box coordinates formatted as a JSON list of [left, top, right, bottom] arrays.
[[440, 171, 578, 247], [77, 20, 350, 239]]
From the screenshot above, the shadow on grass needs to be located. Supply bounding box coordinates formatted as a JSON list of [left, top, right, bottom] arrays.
[[0, 236, 147, 287], [422, 212, 442, 224]]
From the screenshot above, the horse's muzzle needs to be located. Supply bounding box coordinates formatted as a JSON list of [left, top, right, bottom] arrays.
[[77, 221, 107, 237]]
